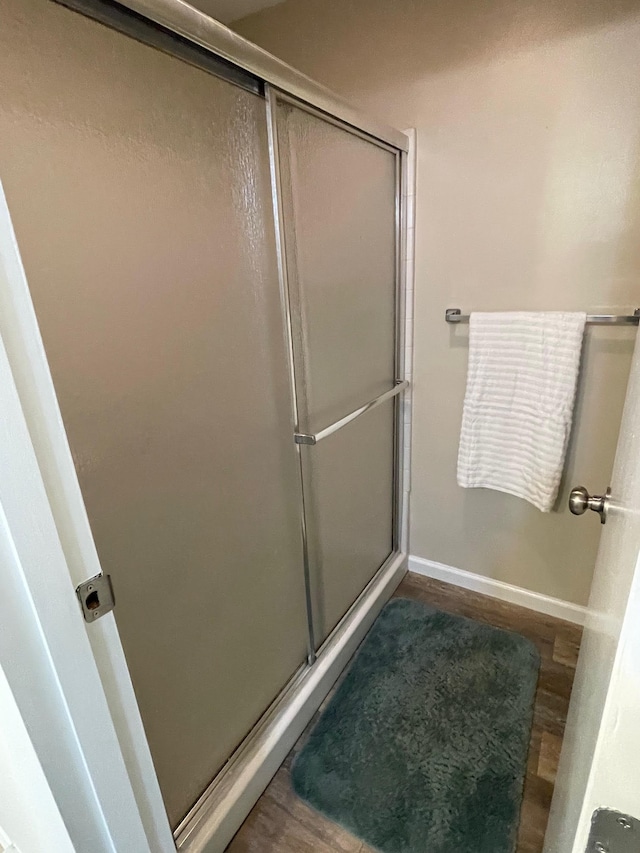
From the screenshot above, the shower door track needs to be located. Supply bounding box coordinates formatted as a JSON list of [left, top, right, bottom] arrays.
[[54, 0, 407, 153]]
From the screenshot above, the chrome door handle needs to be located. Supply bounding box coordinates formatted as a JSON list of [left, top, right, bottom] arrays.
[[568, 486, 611, 524]]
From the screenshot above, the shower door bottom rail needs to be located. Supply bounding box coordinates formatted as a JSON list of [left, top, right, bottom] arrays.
[[294, 379, 409, 446]]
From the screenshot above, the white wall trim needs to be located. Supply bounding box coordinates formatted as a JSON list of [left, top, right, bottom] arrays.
[[408, 555, 587, 625]]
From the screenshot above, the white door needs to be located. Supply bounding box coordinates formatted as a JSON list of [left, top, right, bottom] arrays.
[[544, 329, 640, 851]]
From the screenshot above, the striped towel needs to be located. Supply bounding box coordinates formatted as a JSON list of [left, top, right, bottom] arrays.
[[457, 312, 586, 512]]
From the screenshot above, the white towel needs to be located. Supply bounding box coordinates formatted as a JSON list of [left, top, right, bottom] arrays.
[[457, 312, 586, 512]]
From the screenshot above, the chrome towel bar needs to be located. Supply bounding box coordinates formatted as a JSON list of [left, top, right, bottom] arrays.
[[445, 308, 640, 326], [295, 380, 409, 446]]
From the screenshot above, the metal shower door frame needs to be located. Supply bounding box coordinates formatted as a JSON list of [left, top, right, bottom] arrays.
[[265, 86, 317, 665], [265, 86, 407, 661], [66, 0, 409, 153]]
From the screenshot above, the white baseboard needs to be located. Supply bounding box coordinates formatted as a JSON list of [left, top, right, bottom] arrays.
[[408, 555, 587, 626]]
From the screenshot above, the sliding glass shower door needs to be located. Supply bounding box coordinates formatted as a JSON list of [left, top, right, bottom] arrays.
[[0, 0, 403, 833], [273, 95, 401, 645]]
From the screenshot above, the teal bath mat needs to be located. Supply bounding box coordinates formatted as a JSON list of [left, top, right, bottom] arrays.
[[291, 598, 540, 853]]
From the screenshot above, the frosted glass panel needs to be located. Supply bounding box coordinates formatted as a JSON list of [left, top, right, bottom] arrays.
[[0, 0, 309, 827], [277, 104, 397, 429], [277, 102, 398, 642], [304, 404, 395, 640]]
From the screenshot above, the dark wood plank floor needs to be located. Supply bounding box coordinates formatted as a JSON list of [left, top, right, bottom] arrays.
[[227, 572, 582, 853]]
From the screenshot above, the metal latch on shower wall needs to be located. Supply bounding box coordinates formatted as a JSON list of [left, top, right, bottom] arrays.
[[586, 809, 640, 853], [76, 573, 115, 622]]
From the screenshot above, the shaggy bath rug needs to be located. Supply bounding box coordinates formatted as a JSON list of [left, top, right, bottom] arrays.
[[291, 598, 540, 853]]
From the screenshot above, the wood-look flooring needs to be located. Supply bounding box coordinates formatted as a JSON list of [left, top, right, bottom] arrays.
[[227, 572, 583, 853]]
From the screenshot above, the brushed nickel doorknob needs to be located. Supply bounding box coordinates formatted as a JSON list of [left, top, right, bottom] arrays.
[[569, 486, 611, 524]]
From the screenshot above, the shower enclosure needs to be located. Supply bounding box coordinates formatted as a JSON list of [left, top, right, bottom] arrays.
[[0, 0, 409, 847]]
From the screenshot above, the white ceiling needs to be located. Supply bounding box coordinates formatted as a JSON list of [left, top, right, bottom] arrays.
[[189, 0, 284, 25]]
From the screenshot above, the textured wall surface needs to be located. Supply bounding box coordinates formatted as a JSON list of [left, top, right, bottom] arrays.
[[236, 0, 640, 604]]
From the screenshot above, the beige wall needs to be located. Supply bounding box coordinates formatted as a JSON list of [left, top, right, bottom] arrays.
[[235, 0, 640, 605]]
